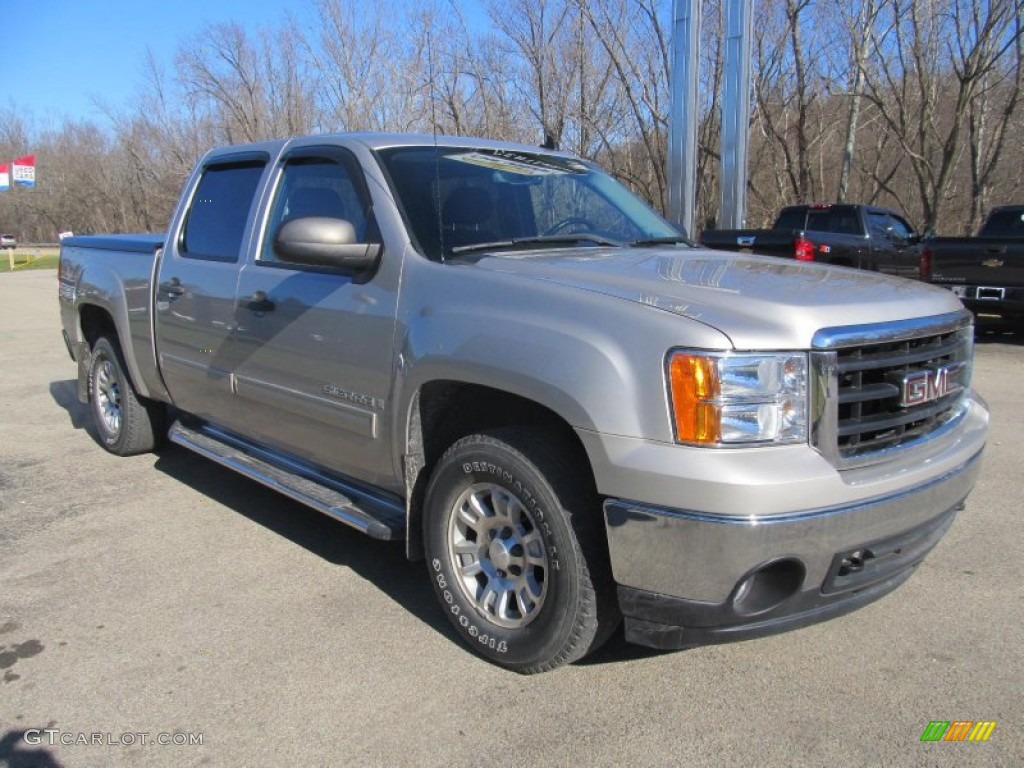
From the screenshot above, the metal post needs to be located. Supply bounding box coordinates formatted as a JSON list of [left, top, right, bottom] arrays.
[[667, 0, 701, 238], [720, 0, 753, 229]]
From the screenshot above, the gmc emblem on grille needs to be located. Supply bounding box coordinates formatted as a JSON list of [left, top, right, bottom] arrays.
[[899, 363, 964, 407]]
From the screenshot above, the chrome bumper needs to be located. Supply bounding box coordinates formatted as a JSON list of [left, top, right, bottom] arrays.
[[603, 445, 984, 649]]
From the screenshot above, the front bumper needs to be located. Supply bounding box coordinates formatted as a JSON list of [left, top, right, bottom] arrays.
[[601, 439, 984, 650], [937, 284, 1024, 324]]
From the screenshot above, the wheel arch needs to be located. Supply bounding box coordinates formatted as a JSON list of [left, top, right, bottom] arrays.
[[76, 302, 136, 399], [79, 303, 120, 351], [402, 379, 599, 561]]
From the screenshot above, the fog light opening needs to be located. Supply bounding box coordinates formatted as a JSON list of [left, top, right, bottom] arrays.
[[731, 558, 805, 617]]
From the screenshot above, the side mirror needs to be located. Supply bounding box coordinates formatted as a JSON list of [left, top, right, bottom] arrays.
[[273, 217, 381, 272]]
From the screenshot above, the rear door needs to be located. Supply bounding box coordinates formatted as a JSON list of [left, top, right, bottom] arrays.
[[230, 144, 400, 488], [154, 153, 269, 423]]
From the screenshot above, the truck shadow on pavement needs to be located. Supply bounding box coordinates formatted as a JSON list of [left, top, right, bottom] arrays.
[[48, 379, 668, 669], [150, 446, 454, 634], [149, 446, 669, 668], [0, 730, 64, 768], [974, 326, 1024, 346], [48, 380, 92, 431]]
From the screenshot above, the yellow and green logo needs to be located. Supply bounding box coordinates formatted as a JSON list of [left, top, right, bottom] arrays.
[[920, 721, 996, 742]]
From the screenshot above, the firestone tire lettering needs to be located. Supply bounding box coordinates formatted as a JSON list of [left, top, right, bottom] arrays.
[[423, 428, 618, 673]]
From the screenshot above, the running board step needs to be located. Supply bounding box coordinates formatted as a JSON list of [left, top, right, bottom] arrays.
[[168, 421, 405, 541]]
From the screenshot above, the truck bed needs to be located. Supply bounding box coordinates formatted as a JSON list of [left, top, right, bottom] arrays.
[[925, 224, 1024, 324]]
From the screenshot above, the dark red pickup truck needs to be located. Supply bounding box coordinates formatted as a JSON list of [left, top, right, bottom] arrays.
[[923, 205, 1024, 328], [700, 204, 922, 279]]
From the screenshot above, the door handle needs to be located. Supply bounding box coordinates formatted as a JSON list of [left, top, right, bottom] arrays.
[[246, 290, 275, 313], [985, 246, 1006, 254], [165, 278, 185, 298]]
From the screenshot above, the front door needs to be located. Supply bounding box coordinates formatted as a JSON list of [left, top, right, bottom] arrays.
[[230, 145, 400, 489], [868, 211, 922, 278]]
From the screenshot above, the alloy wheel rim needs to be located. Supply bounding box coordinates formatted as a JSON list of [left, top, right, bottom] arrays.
[[447, 482, 549, 629], [96, 359, 122, 435]]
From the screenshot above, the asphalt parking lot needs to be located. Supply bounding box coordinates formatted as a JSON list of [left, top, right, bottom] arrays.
[[1, 269, 1021, 767]]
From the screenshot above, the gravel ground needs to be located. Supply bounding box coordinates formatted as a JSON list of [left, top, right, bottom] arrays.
[[1, 270, 1020, 767]]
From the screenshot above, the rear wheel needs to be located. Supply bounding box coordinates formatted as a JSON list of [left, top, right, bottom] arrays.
[[88, 336, 164, 456], [423, 428, 618, 673]]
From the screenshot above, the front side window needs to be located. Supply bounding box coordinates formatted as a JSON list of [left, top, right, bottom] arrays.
[[375, 146, 680, 259], [260, 155, 374, 263], [181, 161, 265, 261], [888, 214, 915, 241]]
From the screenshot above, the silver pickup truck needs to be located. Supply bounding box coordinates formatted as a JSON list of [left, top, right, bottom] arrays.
[[58, 133, 988, 673]]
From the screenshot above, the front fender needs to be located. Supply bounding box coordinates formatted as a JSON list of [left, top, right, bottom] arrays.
[[391, 257, 733, 455]]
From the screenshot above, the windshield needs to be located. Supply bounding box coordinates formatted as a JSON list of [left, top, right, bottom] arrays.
[[375, 146, 682, 259]]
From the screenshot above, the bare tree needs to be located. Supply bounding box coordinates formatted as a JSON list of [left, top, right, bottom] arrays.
[[750, 0, 824, 205], [176, 23, 267, 143], [577, 0, 671, 208], [966, 5, 1024, 230], [486, 0, 576, 148], [835, 0, 885, 201], [863, 0, 1024, 232]]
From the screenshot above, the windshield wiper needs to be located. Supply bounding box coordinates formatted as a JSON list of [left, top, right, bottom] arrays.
[[629, 235, 695, 247], [451, 233, 621, 255]]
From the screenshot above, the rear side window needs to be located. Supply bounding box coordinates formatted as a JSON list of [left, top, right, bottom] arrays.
[[867, 212, 892, 241], [181, 161, 266, 261], [773, 208, 806, 231]]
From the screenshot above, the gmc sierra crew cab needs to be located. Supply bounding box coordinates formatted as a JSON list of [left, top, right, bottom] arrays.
[[923, 204, 1024, 327], [700, 203, 923, 278], [58, 134, 988, 673]]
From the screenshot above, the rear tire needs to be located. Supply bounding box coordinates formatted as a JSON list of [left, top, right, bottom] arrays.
[[423, 427, 619, 673], [88, 336, 164, 456]]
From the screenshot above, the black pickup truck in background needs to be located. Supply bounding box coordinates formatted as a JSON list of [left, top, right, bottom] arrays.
[[923, 205, 1024, 327], [700, 204, 923, 279]]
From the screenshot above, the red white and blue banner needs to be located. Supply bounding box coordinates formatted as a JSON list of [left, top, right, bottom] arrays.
[[12, 155, 35, 187], [0, 163, 8, 191]]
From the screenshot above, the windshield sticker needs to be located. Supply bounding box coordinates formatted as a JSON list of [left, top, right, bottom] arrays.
[[446, 150, 588, 176]]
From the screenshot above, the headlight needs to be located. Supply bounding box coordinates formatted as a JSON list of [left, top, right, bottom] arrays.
[[667, 351, 808, 446]]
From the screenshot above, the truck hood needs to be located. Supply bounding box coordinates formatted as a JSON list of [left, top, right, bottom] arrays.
[[467, 246, 964, 348]]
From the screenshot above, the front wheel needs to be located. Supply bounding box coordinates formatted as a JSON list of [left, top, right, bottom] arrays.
[[423, 428, 618, 673]]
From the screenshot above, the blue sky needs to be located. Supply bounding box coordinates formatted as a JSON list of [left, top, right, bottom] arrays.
[[1, 0, 489, 128]]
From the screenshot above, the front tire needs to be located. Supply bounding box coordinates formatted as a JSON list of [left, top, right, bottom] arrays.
[[423, 428, 618, 673], [88, 336, 164, 456]]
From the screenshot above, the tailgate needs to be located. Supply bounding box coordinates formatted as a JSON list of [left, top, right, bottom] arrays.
[[931, 242, 1024, 287], [699, 228, 793, 254]]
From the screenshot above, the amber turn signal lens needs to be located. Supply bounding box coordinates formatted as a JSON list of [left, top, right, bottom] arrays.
[[668, 354, 721, 443]]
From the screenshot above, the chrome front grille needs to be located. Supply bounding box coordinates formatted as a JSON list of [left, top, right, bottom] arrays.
[[811, 311, 974, 468]]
